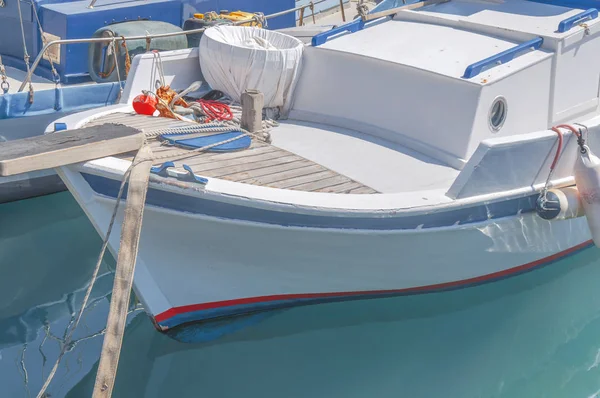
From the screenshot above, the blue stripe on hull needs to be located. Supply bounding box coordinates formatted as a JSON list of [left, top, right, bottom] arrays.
[[81, 173, 539, 230]]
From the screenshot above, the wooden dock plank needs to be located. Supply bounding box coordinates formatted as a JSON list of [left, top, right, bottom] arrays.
[[0, 124, 143, 176]]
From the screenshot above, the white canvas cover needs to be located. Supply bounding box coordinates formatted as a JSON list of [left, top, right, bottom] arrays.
[[199, 26, 304, 114]]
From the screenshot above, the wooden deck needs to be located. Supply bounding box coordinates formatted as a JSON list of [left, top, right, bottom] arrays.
[[85, 113, 378, 194]]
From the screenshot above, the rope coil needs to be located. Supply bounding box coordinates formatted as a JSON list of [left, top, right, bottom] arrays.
[[196, 99, 233, 122]]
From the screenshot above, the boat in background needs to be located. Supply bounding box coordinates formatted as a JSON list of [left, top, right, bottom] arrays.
[[0, 0, 296, 85]]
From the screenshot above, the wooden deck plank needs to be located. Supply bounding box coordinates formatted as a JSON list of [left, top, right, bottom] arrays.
[[348, 186, 378, 194], [235, 162, 322, 183], [290, 175, 352, 192], [199, 155, 301, 176], [244, 164, 328, 185], [188, 151, 300, 172], [88, 112, 380, 194], [147, 146, 186, 157], [267, 170, 336, 189], [179, 144, 278, 167], [316, 180, 365, 193]]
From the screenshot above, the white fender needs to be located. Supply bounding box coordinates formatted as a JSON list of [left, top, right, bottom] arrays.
[[536, 186, 584, 220], [574, 146, 600, 246]]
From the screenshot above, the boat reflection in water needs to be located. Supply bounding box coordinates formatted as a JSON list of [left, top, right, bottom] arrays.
[[67, 246, 600, 398], [0, 192, 118, 397]]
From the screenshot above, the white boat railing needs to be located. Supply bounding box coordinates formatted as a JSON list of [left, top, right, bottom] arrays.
[[18, 0, 351, 92]]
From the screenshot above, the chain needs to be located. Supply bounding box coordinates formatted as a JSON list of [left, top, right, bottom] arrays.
[[356, 0, 370, 19], [0, 55, 9, 94], [538, 124, 587, 210], [121, 36, 131, 76], [111, 39, 124, 102]]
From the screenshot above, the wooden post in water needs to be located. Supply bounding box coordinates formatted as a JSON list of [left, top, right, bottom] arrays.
[[93, 145, 153, 398], [241, 89, 264, 133]]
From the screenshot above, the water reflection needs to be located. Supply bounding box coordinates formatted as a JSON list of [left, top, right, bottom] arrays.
[[0, 193, 116, 397], [3, 193, 600, 397], [76, 248, 600, 398]]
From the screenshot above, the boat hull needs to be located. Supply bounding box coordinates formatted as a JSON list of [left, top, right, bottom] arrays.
[[58, 166, 594, 340], [0, 170, 65, 204]]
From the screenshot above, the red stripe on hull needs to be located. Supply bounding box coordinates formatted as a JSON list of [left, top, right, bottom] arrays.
[[155, 240, 594, 324]]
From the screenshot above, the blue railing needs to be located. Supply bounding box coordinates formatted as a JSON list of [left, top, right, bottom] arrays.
[[312, 19, 366, 46], [462, 37, 544, 79], [557, 8, 598, 32]]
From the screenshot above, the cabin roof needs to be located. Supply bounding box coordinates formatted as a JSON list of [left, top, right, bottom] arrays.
[[318, 18, 551, 82]]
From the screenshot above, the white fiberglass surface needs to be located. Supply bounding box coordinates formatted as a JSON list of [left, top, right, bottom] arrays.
[[270, 120, 460, 193], [318, 18, 548, 80]]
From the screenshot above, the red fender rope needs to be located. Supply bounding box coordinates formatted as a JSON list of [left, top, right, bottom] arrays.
[[196, 99, 233, 123]]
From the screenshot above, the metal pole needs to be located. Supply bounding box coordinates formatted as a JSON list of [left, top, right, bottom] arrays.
[[339, 0, 347, 22], [19, 26, 216, 92]]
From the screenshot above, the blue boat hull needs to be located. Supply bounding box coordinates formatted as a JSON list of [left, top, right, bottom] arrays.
[[0, 82, 122, 203]]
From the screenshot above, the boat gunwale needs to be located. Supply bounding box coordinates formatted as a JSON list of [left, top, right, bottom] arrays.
[[49, 105, 582, 220]]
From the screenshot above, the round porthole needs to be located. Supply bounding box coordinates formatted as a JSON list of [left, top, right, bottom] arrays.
[[489, 97, 507, 132]]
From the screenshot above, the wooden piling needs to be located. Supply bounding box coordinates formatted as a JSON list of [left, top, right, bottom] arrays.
[[92, 145, 153, 398]]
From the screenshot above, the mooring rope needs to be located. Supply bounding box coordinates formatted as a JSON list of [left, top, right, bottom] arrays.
[[35, 157, 142, 398], [538, 124, 587, 211], [16, 0, 34, 102]]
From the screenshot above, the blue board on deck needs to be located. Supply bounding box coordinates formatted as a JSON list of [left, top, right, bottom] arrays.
[[161, 131, 252, 152]]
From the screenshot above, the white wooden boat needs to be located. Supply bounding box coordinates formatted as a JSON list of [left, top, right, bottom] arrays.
[[50, 0, 600, 341]]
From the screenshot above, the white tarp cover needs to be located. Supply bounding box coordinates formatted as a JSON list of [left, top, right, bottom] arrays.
[[199, 26, 304, 114]]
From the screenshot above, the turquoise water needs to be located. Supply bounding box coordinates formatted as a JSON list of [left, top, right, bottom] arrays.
[[3, 193, 600, 397]]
